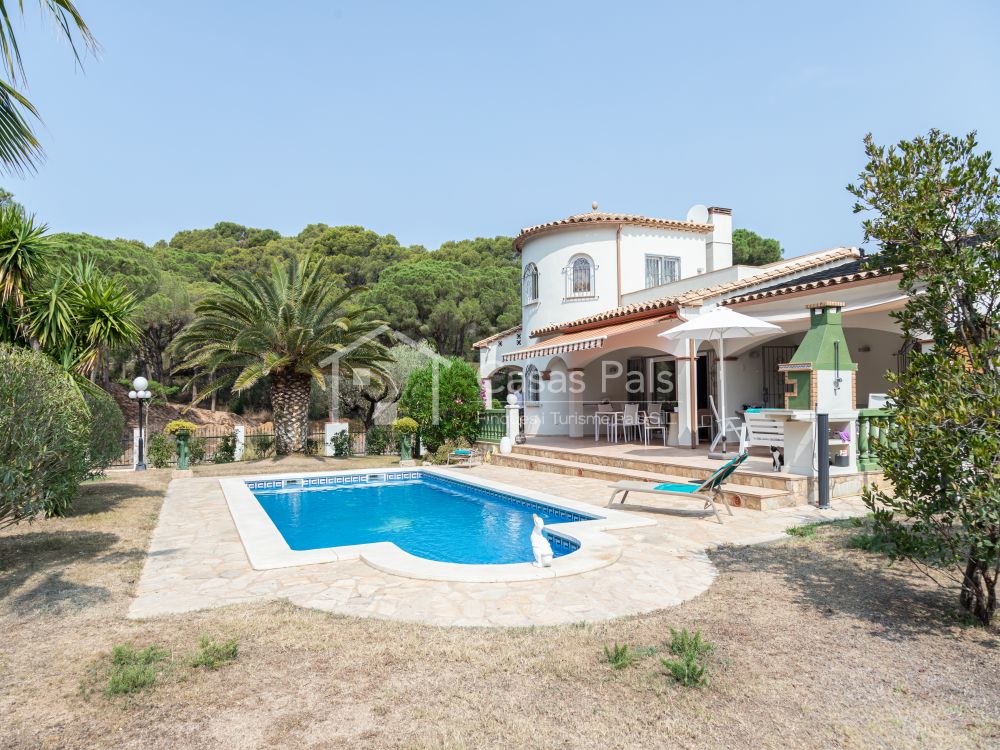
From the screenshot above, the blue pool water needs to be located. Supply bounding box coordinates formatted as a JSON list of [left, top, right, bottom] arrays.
[[250, 474, 597, 564]]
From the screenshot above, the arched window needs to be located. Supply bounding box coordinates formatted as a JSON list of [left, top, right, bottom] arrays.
[[522, 263, 539, 304], [566, 255, 594, 298], [524, 365, 540, 404]]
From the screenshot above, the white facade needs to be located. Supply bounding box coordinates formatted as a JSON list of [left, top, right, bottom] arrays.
[[475, 203, 906, 450]]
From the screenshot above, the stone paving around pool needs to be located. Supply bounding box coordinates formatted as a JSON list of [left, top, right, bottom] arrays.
[[129, 465, 868, 627]]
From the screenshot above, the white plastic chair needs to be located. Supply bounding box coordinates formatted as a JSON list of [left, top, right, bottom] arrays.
[[622, 402, 641, 442], [642, 409, 669, 446], [708, 395, 742, 452], [595, 402, 616, 442]]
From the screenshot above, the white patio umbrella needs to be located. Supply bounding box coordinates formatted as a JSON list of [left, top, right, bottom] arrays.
[[659, 307, 782, 455]]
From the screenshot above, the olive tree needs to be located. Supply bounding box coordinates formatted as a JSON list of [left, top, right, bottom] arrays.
[[849, 130, 1000, 626]]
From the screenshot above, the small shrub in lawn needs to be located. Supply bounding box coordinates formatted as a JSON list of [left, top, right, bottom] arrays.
[[105, 644, 170, 696], [786, 523, 820, 538], [146, 432, 174, 468], [661, 628, 713, 687], [190, 636, 238, 670], [602, 642, 640, 670]]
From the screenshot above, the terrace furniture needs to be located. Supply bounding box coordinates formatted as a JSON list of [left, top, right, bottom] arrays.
[[622, 402, 641, 441], [641, 409, 670, 446], [446, 448, 482, 467], [606, 451, 748, 523], [594, 402, 621, 443], [708, 395, 742, 453], [738, 409, 785, 453]]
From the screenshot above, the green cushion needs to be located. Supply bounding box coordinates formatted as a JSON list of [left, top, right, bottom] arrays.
[[654, 483, 699, 493]]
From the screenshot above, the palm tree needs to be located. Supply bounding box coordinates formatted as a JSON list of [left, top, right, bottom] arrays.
[[23, 256, 141, 376], [0, 203, 49, 309], [172, 256, 393, 455], [0, 1, 96, 174]]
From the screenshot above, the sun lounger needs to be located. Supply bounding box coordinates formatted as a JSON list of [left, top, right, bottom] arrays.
[[606, 451, 749, 523], [446, 448, 482, 467]]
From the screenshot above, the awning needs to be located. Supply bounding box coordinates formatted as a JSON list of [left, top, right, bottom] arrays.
[[501, 315, 676, 362]]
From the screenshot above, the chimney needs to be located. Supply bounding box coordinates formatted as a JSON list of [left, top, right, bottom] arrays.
[[706, 206, 732, 271]]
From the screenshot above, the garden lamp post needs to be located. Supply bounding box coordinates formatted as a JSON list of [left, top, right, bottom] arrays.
[[128, 376, 152, 471]]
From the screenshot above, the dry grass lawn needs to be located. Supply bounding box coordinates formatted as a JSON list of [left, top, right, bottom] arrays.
[[1, 461, 998, 749]]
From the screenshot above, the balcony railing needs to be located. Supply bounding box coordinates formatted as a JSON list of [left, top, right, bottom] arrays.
[[477, 408, 506, 443], [857, 408, 894, 472], [564, 265, 596, 299]]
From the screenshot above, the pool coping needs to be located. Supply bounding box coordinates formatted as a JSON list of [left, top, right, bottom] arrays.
[[218, 466, 656, 583]]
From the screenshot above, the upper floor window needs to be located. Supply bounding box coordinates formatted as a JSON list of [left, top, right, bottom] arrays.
[[524, 365, 540, 404], [645, 255, 680, 288], [565, 255, 595, 298], [522, 263, 539, 304]]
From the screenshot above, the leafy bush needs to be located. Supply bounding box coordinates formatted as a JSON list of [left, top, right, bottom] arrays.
[[602, 642, 640, 670], [190, 636, 238, 670], [163, 419, 198, 435], [304, 437, 319, 455], [366, 424, 394, 455], [146, 432, 174, 468], [0, 345, 91, 525], [330, 430, 351, 457], [188, 435, 207, 464], [248, 433, 274, 459], [392, 417, 418, 435], [82, 385, 124, 472], [661, 628, 713, 687], [212, 434, 236, 464], [399, 357, 481, 451], [105, 644, 170, 697]]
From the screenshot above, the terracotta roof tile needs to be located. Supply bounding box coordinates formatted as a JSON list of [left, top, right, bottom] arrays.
[[472, 324, 522, 349], [513, 210, 713, 251]]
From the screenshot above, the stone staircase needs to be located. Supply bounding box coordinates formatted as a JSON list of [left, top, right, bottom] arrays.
[[490, 444, 811, 511]]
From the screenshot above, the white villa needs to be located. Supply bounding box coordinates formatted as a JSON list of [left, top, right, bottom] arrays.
[[474, 203, 910, 506]]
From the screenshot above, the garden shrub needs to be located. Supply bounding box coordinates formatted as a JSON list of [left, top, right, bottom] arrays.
[[105, 643, 170, 697], [366, 424, 393, 455], [82, 386, 125, 472], [661, 628, 713, 687], [212, 434, 236, 464], [330, 430, 351, 457], [428, 437, 472, 465], [146, 432, 174, 468], [188, 435, 207, 464], [163, 419, 198, 435], [602, 642, 640, 670], [399, 357, 481, 451], [248, 433, 275, 459], [190, 636, 238, 670], [0, 344, 90, 525]]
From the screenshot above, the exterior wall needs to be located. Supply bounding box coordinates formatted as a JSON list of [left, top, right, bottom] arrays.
[[618, 226, 711, 295], [519, 222, 717, 339], [520, 226, 619, 341]]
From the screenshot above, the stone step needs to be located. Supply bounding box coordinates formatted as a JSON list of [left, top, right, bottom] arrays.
[[510, 444, 809, 496], [490, 452, 798, 511]]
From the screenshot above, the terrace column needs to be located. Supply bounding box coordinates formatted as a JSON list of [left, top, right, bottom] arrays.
[[674, 344, 698, 448], [567, 368, 584, 438]]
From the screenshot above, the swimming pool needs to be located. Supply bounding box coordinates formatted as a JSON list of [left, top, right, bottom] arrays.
[[219, 467, 655, 582], [250, 473, 593, 564]]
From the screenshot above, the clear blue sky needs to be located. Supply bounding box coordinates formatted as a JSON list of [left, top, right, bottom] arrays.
[[8, 0, 1000, 256]]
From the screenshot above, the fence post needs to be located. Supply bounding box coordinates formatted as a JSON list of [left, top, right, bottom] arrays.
[[234, 425, 245, 461], [132, 427, 141, 468]]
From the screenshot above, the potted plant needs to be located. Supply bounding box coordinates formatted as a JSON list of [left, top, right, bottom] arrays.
[[393, 417, 419, 464], [164, 420, 198, 470]]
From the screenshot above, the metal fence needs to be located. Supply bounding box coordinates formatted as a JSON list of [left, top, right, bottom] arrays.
[[110, 424, 401, 467]]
